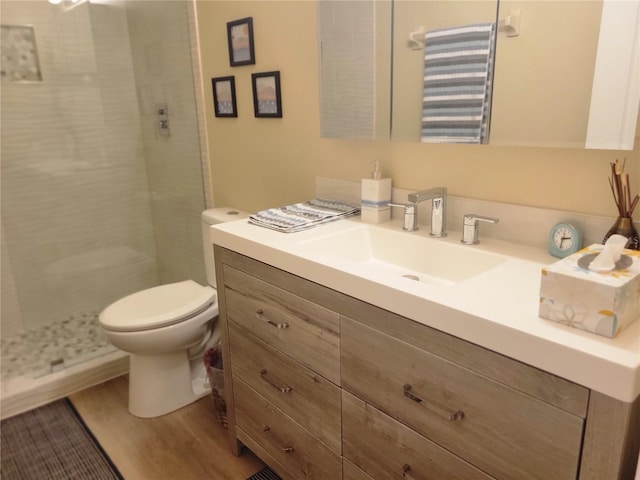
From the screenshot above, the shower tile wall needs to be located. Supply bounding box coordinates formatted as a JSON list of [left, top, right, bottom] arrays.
[[125, 1, 206, 286], [1, 0, 206, 345], [1, 1, 158, 338]]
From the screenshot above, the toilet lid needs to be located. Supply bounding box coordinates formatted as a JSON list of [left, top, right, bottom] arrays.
[[99, 280, 216, 332]]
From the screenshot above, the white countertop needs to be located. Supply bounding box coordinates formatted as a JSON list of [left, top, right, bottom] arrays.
[[210, 217, 640, 403]]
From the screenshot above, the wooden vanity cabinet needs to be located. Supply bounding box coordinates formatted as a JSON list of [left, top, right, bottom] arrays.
[[220, 255, 342, 480], [342, 316, 584, 480], [214, 246, 640, 480], [342, 390, 495, 479], [223, 264, 340, 385]]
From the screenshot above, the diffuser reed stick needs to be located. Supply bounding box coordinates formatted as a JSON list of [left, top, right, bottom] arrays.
[[609, 158, 639, 218]]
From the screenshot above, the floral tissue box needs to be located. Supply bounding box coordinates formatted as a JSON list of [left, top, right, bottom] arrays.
[[539, 244, 640, 338]]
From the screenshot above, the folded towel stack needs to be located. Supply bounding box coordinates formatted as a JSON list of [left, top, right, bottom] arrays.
[[249, 198, 360, 233]]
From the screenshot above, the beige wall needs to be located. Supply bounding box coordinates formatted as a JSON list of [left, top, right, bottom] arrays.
[[196, 1, 639, 217]]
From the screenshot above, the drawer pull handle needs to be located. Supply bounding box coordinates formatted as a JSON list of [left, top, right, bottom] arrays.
[[255, 309, 289, 329], [403, 384, 465, 422], [403, 383, 423, 403], [262, 425, 295, 453], [260, 368, 292, 393], [402, 464, 416, 479]]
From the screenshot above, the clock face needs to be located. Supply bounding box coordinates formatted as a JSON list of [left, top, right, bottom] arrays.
[[552, 226, 575, 251], [549, 223, 583, 258]]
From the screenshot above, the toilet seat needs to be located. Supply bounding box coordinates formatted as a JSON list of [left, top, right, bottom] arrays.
[[99, 280, 216, 332]]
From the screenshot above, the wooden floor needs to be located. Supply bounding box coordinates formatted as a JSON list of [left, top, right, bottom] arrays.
[[69, 375, 265, 480]]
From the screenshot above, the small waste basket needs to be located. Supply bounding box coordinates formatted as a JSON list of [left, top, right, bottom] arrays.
[[203, 344, 227, 428]]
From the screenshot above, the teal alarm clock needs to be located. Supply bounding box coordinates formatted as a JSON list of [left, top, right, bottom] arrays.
[[549, 222, 583, 258]]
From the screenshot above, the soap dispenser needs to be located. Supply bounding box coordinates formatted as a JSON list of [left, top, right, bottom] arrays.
[[361, 161, 391, 224]]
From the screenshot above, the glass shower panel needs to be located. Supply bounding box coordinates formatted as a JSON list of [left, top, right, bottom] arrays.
[[125, 0, 207, 286], [0, 0, 206, 380]]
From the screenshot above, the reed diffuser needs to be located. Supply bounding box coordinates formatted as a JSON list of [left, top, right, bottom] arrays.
[[605, 158, 639, 249]]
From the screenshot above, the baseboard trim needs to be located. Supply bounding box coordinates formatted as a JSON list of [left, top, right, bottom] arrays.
[[1, 351, 129, 419]]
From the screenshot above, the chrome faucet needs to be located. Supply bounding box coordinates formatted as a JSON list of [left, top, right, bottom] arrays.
[[388, 202, 418, 231], [408, 187, 447, 237], [461, 214, 499, 244]]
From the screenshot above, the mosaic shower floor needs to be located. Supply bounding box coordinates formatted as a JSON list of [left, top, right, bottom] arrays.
[[1, 313, 118, 381]]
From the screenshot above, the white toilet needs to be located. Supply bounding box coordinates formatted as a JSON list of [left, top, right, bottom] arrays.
[[98, 207, 249, 418]]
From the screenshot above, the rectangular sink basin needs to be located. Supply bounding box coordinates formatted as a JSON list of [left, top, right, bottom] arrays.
[[298, 224, 507, 287]]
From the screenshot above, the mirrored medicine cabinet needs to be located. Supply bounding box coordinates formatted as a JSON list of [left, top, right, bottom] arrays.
[[317, 0, 640, 150]]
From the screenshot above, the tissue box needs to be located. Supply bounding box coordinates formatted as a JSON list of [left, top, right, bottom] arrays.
[[539, 244, 640, 338]]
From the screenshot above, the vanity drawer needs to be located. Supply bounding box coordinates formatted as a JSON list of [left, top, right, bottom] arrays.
[[233, 377, 342, 480], [229, 323, 341, 453], [341, 316, 584, 480], [224, 265, 340, 385], [343, 391, 494, 480]]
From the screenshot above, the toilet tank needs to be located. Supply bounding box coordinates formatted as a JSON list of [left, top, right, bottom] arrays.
[[201, 208, 250, 288]]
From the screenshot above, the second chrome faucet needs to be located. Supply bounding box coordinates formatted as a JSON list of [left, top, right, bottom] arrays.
[[389, 187, 447, 237], [408, 187, 447, 237], [389, 188, 500, 244]]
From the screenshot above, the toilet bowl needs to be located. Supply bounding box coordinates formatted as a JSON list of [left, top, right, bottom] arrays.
[[98, 207, 249, 418]]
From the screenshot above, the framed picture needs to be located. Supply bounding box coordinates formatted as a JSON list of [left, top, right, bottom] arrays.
[[251, 71, 282, 118], [227, 17, 255, 67], [211, 76, 237, 117]]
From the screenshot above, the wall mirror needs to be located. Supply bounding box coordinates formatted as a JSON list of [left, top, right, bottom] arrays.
[[317, 0, 639, 149], [317, 0, 392, 140], [392, 0, 499, 145], [391, 0, 640, 150]]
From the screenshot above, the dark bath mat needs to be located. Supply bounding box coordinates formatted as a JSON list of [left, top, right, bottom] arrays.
[[1, 398, 123, 479], [247, 466, 283, 480]]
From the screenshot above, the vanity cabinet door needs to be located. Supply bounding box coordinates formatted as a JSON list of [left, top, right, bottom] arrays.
[[341, 316, 584, 480], [343, 391, 495, 480], [229, 323, 341, 453], [233, 378, 342, 480], [223, 265, 340, 385]]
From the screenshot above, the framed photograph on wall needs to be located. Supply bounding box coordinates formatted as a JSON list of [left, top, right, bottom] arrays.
[[211, 76, 237, 117], [251, 71, 282, 118], [226, 17, 255, 67]]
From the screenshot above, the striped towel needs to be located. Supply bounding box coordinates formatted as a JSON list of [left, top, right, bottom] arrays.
[[249, 198, 360, 233], [420, 23, 496, 144]]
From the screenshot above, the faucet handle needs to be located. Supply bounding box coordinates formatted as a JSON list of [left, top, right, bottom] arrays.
[[389, 203, 418, 231], [461, 214, 499, 245]]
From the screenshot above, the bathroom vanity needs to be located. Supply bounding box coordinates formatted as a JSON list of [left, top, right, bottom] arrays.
[[211, 218, 640, 480]]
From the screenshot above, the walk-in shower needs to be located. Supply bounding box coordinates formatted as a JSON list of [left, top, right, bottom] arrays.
[[1, 0, 210, 418]]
